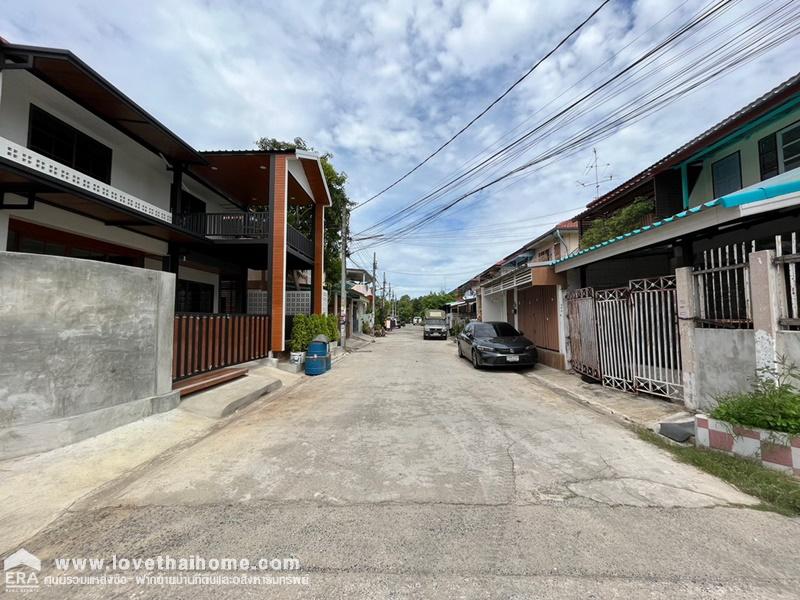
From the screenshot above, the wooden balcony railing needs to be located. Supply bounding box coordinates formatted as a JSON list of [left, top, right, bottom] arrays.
[[174, 212, 270, 238], [174, 211, 314, 260], [287, 224, 314, 259], [173, 313, 269, 381]]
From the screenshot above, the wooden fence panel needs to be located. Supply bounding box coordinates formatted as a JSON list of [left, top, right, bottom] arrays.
[[173, 314, 270, 381]]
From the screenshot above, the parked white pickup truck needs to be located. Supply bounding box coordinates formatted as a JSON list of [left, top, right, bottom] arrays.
[[423, 309, 447, 340]]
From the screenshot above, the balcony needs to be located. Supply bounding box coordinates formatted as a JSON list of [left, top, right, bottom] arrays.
[[173, 211, 314, 260], [0, 135, 172, 222], [174, 212, 269, 238]]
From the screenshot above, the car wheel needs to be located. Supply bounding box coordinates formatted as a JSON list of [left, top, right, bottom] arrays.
[[471, 350, 480, 369]]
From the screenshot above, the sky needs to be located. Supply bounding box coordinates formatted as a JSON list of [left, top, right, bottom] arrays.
[[3, 0, 799, 297]]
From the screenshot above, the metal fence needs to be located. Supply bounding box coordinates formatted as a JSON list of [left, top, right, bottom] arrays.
[[776, 232, 800, 330], [693, 241, 754, 329]]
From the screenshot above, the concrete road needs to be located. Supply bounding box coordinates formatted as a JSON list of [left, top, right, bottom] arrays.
[[19, 327, 800, 598]]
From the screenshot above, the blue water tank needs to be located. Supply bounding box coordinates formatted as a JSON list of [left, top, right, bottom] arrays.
[[305, 354, 327, 376], [308, 340, 329, 356]]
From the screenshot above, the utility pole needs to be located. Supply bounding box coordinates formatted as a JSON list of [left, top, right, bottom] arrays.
[[371, 252, 377, 336], [339, 203, 347, 348], [382, 272, 387, 329]]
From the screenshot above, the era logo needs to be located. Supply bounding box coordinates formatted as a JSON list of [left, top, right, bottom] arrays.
[[4, 549, 41, 592]]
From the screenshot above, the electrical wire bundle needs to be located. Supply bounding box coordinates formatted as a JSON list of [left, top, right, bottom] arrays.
[[351, 0, 800, 260]]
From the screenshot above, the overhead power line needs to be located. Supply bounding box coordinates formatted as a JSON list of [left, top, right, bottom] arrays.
[[354, 0, 800, 251], [352, 0, 613, 211], [355, 0, 741, 243]]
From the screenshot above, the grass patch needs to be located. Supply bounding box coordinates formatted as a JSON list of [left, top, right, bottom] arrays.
[[636, 428, 800, 516]]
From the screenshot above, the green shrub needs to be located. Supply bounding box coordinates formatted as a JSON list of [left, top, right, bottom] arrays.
[[325, 313, 339, 342], [581, 197, 653, 249], [711, 358, 800, 436], [290, 314, 313, 352], [290, 313, 339, 352]]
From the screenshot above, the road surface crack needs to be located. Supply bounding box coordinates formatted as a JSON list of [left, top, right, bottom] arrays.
[[505, 441, 518, 503]]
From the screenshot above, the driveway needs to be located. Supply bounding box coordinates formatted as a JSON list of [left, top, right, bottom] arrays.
[[19, 327, 800, 598]]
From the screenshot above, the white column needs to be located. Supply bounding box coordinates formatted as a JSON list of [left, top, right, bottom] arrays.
[[513, 287, 519, 329], [556, 284, 568, 357], [749, 250, 784, 379], [0, 212, 9, 250], [675, 266, 698, 410]]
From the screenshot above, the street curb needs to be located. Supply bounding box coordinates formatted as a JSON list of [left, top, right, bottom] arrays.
[[523, 370, 656, 432]]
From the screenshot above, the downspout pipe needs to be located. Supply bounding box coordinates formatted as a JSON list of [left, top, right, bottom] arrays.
[[553, 228, 569, 257]]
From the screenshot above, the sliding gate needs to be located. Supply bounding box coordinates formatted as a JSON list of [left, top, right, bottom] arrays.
[[567, 276, 683, 402]]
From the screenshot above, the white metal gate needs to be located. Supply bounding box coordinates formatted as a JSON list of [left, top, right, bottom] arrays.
[[630, 276, 682, 400], [567, 276, 683, 402], [595, 287, 634, 391]]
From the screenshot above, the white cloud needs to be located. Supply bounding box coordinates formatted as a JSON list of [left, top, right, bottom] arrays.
[[1, 0, 798, 296]]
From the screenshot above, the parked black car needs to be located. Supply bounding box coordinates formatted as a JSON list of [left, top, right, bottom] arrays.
[[457, 321, 537, 369]]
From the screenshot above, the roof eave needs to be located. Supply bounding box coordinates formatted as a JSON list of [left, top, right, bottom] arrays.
[[1, 40, 207, 166]]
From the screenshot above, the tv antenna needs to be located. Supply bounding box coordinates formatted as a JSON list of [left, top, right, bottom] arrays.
[[577, 148, 613, 199]]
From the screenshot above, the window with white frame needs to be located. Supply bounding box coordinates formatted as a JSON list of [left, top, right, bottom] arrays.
[[778, 121, 800, 173]]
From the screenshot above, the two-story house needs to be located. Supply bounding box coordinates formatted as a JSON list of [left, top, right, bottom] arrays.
[[558, 72, 800, 288], [550, 72, 800, 405], [472, 220, 579, 368], [0, 38, 333, 457], [0, 39, 330, 371]]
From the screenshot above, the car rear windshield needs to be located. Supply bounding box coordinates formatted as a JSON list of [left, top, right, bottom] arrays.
[[426, 319, 445, 325], [473, 323, 520, 337]]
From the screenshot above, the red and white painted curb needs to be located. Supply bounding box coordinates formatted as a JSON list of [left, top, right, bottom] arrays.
[[695, 415, 800, 477]]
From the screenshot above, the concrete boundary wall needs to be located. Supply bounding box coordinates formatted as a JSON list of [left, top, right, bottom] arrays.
[[0, 252, 178, 459], [692, 329, 755, 411], [677, 250, 800, 411]]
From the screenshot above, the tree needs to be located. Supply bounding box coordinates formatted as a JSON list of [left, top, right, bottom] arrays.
[[397, 294, 414, 323], [256, 137, 354, 291], [404, 291, 456, 318]]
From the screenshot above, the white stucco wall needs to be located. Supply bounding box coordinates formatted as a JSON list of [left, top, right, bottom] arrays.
[[775, 331, 800, 370], [481, 289, 507, 322], [182, 175, 236, 213], [0, 70, 172, 210], [688, 108, 800, 207]]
